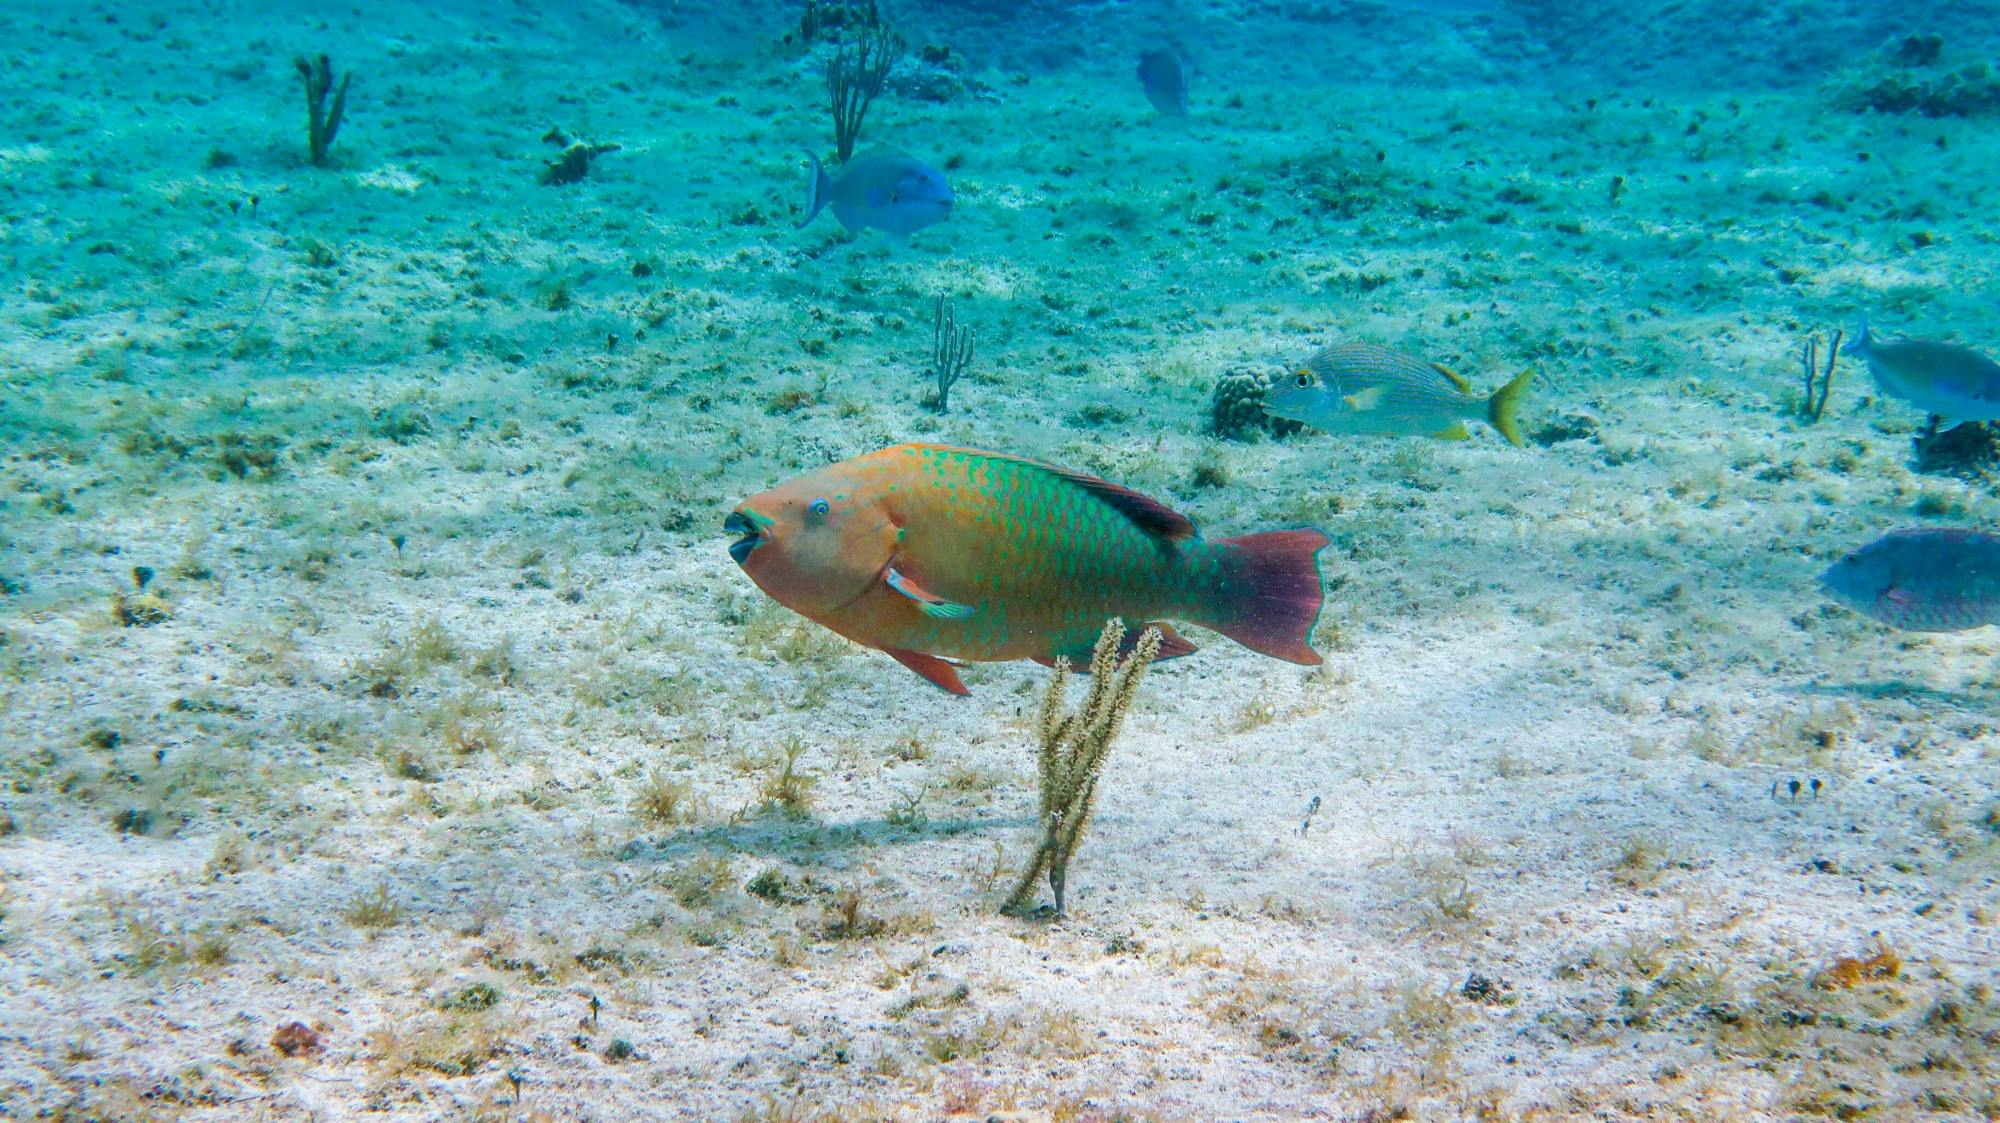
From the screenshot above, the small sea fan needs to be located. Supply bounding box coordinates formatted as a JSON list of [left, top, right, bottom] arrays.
[[1208, 365, 1305, 441]]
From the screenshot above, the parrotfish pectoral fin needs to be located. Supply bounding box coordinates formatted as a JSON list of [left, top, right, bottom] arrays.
[[1344, 386, 1387, 412], [887, 648, 970, 695], [1486, 368, 1532, 448], [885, 565, 974, 619], [1210, 529, 1332, 666], [1431, 422, 1471, 441]]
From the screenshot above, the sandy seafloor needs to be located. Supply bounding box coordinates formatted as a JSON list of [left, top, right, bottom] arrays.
[[4, 0, 2000, 1119]]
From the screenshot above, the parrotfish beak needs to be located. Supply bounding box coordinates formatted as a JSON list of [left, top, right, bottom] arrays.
[[724, 509, 766, 566]]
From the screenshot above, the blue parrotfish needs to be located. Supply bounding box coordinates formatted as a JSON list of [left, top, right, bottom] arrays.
[[1822, 528, 2000, 632], [724, 444, 1331, 695], [1136, 50, 1188, 117], [1842, 323, 2000, 422], [799, 151, 953, 238]]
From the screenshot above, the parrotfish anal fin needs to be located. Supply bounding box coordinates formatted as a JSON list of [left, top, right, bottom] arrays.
[[1431, 421, 1471, 441], [1143, 622, 1199, 659], [1344, 386, 1387, 412], [1038, 622, 1199, 668], [1430, 363, 1473, 394], [887, 648, 970, 695], [885, 564, 974, 619], [896, 444, 1196, 543]]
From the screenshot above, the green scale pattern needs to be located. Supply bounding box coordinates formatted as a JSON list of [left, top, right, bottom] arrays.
[[890, 446, 1216, 662]]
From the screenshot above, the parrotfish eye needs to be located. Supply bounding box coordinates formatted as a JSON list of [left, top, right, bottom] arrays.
[[808, 497, 831, 518], [1293, 370, 1313, 388]]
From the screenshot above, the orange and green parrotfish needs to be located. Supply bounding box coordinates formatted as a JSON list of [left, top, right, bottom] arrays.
[[724, 443, 1331, 695]]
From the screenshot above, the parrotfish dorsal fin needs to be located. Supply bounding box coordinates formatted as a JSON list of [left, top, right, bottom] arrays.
[[897, 444, 1198, 543], [1047, 464, 1197, 541]]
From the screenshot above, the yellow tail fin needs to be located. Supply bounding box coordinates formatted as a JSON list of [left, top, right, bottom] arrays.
[[1486, 369, 1533, 448]]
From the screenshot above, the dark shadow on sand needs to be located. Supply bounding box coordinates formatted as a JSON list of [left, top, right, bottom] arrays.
[[617, 812, 1036, 864], [1790, 678, 1997, 708]]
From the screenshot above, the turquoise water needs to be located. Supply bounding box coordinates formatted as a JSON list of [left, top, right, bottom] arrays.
[[4, 2, 2000, 1118]]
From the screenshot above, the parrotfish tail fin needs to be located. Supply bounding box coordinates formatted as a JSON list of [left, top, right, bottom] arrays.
[[798, 152, 833, 230], [1840, 320, 1869, 356], [1210, 529, 1331, 666], [1486, 369, 1532, 448]]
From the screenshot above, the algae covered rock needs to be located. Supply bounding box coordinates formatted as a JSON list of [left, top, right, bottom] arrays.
[[1913, 418, 2000, 478], [1208, 365, 1305, 441], [1842, 34, 2000, 118], [1850, 64, 2000, 117], [114, 593, 172, 627]]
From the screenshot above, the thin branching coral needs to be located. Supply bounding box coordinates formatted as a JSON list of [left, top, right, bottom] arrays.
[[1003, 618, 1160, 918], [927, 294, 974, 414], [294, 54, 350, 167], [1798, 328, 1841, 423], [825, 25, 901, 163]]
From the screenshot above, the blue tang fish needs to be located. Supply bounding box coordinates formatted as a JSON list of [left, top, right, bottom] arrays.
[[799, 151, 953, 238], [1136, 50, 1188, 117], [1842, 322, 2000, 422]]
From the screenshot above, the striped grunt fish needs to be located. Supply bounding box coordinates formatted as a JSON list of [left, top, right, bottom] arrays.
[[724, 444, 1331, 694], [1263, 342, 1531, 446]]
